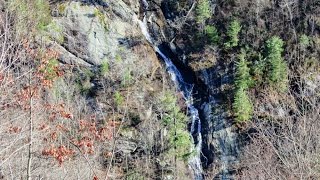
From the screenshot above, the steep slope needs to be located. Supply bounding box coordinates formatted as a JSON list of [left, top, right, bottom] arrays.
[[0, 0, 193, 179]]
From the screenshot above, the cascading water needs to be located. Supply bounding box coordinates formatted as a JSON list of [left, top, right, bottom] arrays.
[[136, 2, 204, 179]]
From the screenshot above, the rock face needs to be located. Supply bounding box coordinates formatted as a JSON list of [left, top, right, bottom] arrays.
[[51, 1, 142, 65], [49, 0, 239, 178], [141, 0, 240, 179], [44, 1, 192, 179]]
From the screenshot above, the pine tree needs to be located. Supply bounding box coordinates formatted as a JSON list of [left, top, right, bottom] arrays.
[[233, 50, 253, 122], [205, 25, 220, 45], [233, 88, 253, 123], [196, 0, 211, 23], [266, 36, 288, 91], [225, 20, 241, 48], [235, 50, 252, 89]]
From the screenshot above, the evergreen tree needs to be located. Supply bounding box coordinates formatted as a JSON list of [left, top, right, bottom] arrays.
[[235, 50, 252, 89], [225, 20, 241, 48], [233, 50, 253, 122], [266, 36, 288, 91], [233, 87, 253, 123], [205, 25, 220, 45], [196, 0, 211, 23]]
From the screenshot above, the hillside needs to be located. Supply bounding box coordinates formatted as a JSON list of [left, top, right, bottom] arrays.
[[0, 0, 319, 179]]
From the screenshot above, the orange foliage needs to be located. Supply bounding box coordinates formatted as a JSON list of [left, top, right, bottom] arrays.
[[7, 126, 22, 134], [42, 144, 75, 165]]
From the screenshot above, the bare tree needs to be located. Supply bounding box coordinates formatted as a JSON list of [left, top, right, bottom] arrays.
[[237, 71, 320, 179]]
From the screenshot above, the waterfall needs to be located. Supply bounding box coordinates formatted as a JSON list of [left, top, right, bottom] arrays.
[[136, 6, 203, 180]]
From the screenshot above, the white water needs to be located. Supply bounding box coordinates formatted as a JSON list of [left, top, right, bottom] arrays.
[[136, 10, 204, 180]]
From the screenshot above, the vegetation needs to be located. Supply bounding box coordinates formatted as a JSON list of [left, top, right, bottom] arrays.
[[58, 3, 67, 15], [94, 9, 108, 30], [0, 1, 195, 178], [235, 50, 253, 89], [160, 92, 192, 159], [299, 34, 310, 48], [122, 68, 133, 86], [1, 0, 320, 179], [205, 25, 220, 45], [251, 54, 266, 85], [99, 59, 109, 76], [114, 91, 124, 107], [225, 20, 241, 48], [233, 51, 253, 122], [41, 58, 60, 80], [196, 0, 211, 23], [233, 88, 253, 122], [46, 21, 65, 44], [266, 36, 288, 91], [8, 0, 51, 36]]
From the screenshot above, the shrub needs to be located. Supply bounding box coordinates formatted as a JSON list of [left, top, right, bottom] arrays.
[[43, 58, 59, 80], [196, 0, 211, 23], [115, 54, 122, 62], [99, 60, 109, 76], [121, 68, 133, 87], [266, 36, 288, 91], [114, 91, 124, 107], [94, 9, 108, 30], [225, 20, 241, 48], [205, 25, 220, 45], [169, 129, 192, 159], [75, 68, 94, 94], [252, 54, 266, 85], [58, 3, 67, 15], [299, 34, 310, 48], [35, 0, 52, 31], [8, 0, 51, 36], [46, 21, 64, 44]]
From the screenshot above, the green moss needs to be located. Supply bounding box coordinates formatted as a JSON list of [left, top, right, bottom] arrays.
[[35, 0, 52, 31], [46, 21, 64, 44]]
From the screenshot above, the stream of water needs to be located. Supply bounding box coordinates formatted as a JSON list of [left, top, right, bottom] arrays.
[[137, 4, 204, 179]]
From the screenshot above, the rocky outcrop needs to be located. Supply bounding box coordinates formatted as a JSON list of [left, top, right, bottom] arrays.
[[45, 0, 239, 178], [48, 1, 142, 66], [139, 0, 241, 179]]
